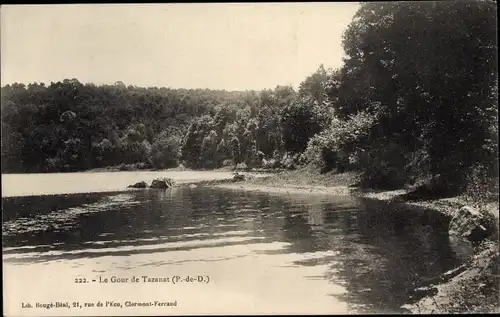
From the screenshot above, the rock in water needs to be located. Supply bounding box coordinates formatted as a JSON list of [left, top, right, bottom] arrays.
[[150, 178, 175, 189], [449, 206, 490, 243], [232, 172, 246, 182], [127, 181, 148, 188]]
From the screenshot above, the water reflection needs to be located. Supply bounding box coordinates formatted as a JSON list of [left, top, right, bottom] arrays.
[[2, 186, 466, 313], [312, 199, 461, 313]]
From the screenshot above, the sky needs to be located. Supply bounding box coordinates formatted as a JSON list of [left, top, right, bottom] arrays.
[[1, 3, 359, 91]]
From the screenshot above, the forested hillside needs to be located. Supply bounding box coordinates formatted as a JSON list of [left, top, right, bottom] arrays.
[[1, 81, 262, 172], [2, 1, 498, 198]]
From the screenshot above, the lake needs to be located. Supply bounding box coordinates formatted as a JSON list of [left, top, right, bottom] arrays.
[[2, 172, 468, 315], [1, 170, 271, 197]]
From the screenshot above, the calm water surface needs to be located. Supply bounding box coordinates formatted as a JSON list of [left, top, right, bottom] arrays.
[[2, 173, 466, 315]]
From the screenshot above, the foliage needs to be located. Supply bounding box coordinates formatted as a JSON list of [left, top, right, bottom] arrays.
[[180, 115, 214, 168], [150, 131, 181, 169], [316, 0, 497, 192], [281, 98, 322, 154], [298, 64, 328, 105], [1, 1, 497, 201], [1, 81, 252, 172], [301, 111, 377, 172], [464, 162, 500, 205]]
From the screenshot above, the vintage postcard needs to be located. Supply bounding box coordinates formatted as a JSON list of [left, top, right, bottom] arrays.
[[1, 2, 499, 316]]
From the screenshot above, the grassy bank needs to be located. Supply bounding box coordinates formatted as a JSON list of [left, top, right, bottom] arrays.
[[207, 166, 499, 314]]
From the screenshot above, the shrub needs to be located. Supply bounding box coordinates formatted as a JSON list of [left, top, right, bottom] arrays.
[[135, 162, 151, 170], [45, 157, 61, 172], [357, 140, 413, 189], [149, 133, 181, 169], [235, 162, 248, 170], [301, 111, 377, 172], [359, 165, 407, 190], [222, 159, 233, 167], [118, 163, 133, 171], [464, 162, 499, 204], [120, 140, 151, 164], [280, 152, 300, 170], [262, 158, 282, 169]]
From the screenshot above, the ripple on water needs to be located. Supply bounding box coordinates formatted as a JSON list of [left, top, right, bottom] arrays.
[[2, 185, 466, 314]]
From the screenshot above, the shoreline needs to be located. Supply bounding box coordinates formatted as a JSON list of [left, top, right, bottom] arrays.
[[208, 177, 487, 218], [3, 169, 498, 313], [203, 170, 499, 314]]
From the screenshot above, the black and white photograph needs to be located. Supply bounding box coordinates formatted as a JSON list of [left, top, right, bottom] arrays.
[[1, 2, 499, 315]]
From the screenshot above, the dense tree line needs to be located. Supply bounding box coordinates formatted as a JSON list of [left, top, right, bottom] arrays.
[[1, 81, 254, 172], [2, 1, 497, 198], [303, 0, 498, 196]]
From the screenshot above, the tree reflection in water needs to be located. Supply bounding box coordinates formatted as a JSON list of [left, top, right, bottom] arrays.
[[3, 187, 466, 313]]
